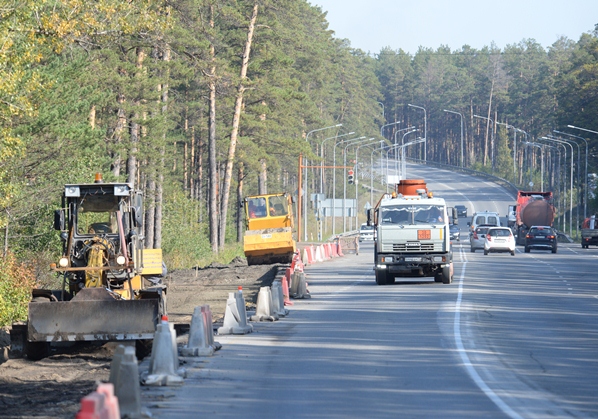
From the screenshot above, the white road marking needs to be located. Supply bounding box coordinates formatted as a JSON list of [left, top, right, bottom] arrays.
[[454, 245, 524, 419]]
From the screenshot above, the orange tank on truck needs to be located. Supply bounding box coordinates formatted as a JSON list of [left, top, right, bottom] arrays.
[[514, 191, 555, 244]]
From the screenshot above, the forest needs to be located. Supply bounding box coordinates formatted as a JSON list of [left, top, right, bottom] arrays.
[[1, 0, 597, 288]]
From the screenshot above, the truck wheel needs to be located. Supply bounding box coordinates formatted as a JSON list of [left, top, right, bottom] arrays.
[[375, 269, 387, 286], [441, 266, 452, 284]]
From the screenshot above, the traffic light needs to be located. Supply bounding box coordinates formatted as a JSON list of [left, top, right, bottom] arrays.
[[347, 169, 354, 184]]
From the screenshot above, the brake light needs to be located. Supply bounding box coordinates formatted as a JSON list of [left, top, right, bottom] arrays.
[[526, 234, 531, 238], [548, 235, 555, 239], [473, 232, 478, 239], [486, 235, 492, 241]]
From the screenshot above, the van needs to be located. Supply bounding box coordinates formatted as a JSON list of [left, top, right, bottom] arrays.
[[359, 223, 375, 242], [467, 211, 501, 236]]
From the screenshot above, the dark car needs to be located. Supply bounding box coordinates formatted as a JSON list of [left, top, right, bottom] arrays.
[[449, 224, 460, 241], [455, 205, 468, 217], [525, 226, 557, 253]]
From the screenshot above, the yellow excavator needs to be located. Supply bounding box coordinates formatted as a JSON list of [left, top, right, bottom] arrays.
[[243, 193, 296, 265]]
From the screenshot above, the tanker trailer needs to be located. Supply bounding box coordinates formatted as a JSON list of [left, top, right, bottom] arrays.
[[514, 191, 555, 245]]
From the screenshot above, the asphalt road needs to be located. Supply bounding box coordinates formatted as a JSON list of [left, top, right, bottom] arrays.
[[142, 165, 598, 418]]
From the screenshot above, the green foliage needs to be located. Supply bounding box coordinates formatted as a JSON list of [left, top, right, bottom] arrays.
[[0, 252, 36, 326]]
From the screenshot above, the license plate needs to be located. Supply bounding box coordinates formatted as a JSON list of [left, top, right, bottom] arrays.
[[261, 234, 272, 239], [418, 230, 431, 240], [405, 257, 421, 262], [537, 235, 545, 239]]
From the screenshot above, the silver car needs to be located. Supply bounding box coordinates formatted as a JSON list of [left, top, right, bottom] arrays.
[[470, 225, 493, 253]]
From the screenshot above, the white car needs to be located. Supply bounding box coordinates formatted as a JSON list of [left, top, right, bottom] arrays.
[[484, 227, 515, 256], [359, 224, 375, 242]]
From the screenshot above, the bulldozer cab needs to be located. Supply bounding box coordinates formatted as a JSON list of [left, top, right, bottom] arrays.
[[244, 193, 293, 231]]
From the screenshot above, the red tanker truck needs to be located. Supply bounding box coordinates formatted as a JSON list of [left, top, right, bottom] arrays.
[[581, 215, 598, 248], [514, 191, 555, 245]]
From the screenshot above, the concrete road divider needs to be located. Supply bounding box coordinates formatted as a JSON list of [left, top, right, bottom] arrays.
[[110, 345, 143, 416], [250, 287, 279, 322], [76, 383, 119, 419], [218, 290, 254, 335], [271, 281, 289, 317], [291, 271, 311, 299], [201, 305, 222, 351], [181, 306, 215, 356], [144, 317, 184, 386]]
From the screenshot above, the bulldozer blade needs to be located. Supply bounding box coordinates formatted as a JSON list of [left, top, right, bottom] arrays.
[[27, 297, 160, 342]]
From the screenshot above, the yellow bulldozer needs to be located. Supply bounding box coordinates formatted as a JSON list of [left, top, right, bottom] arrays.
[[10, 173, 166, 360], [243, 193, 296, 265]]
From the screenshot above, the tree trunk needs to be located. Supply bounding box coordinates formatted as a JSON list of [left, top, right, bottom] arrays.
[[237, 163, 244, 243], [258, 159, 267, 194], [218, 3, 259, 249], [145, 173, 156, 249], [208, 5, 219, 252], [127, 47, 145, 186], [155, 44, 169, 250]]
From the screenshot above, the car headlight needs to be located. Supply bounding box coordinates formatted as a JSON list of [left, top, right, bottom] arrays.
[[381, 256, 393, 263], [58, 257, 69, 268], [116, 255, 127, 266]]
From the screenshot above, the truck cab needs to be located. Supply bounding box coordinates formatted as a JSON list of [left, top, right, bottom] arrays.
[[370, 187, 453, 286]]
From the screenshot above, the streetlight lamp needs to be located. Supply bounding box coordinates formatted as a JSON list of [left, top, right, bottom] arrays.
[[443, 109, 464, 167], [561, 127, 591, 219], [408, 104, 427, 161], [304, 123, 342, 241], [474, 114, 495, 170], [332, 136, 365, 235]]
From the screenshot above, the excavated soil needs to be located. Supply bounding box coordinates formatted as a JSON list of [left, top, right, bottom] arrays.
[[0, 257, 282, 418]]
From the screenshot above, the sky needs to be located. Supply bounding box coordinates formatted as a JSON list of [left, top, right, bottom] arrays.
[[311, 0, 598, 54]]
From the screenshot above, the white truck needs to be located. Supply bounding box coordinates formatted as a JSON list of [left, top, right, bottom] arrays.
[[368, 180, 454, 286]]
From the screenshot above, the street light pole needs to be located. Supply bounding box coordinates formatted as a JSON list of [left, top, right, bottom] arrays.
[[304, 123, 342, 241], [540, 136, 574, 238], [408, 104, 427, 161], [332, 136, 365, 235], [380, 120, 401, 140], [320, 131, 355, 194], [549, 134, 581, 234], [393, 126, 416, 178], [443, 109, 464, 167], [562, 127, 591, 219], [370, 141, 385, 207], [400, 129, 419, 180], [343, 137, 376, 232]]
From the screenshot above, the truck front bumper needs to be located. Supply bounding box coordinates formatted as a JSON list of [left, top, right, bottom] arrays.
[[376, 253, 451, 272]]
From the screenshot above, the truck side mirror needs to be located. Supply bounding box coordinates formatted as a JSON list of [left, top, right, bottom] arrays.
[[54, 210, 65, 230], [132, 206, 143, 227]]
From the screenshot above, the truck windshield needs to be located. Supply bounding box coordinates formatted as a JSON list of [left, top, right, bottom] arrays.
[[381, 204, 445, 225], [76, 195, 120, 235]]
